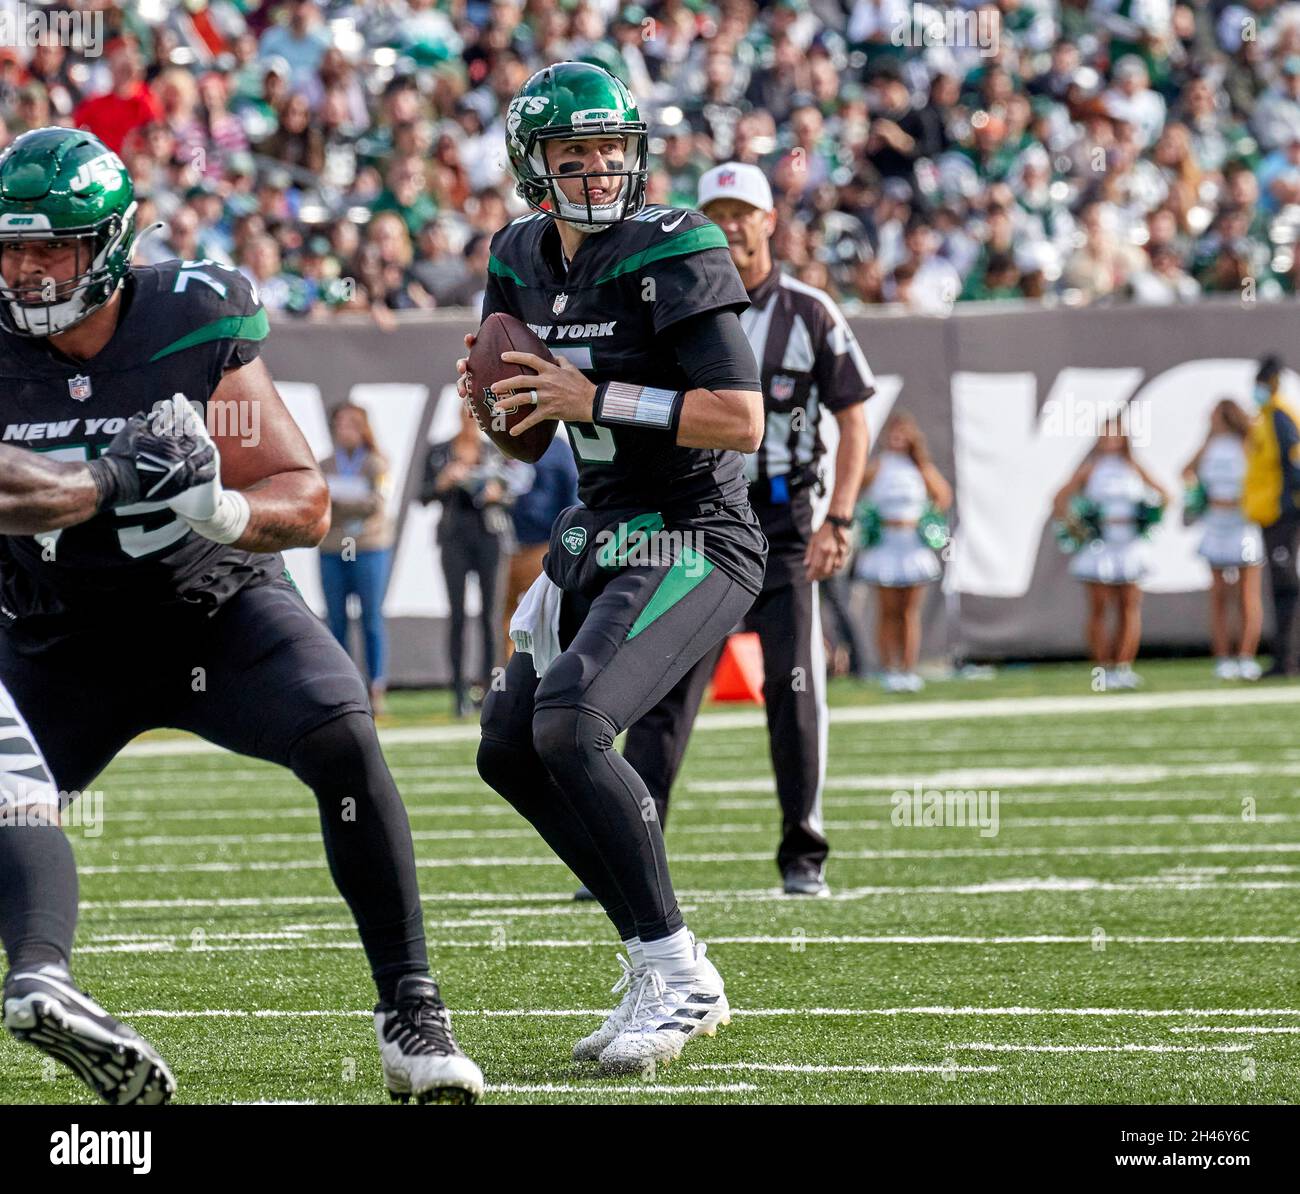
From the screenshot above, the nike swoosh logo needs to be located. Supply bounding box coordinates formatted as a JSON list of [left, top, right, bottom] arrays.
[[660, 212, 687, 232]]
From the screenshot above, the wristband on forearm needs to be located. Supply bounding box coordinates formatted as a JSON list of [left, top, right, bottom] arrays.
[[592, 381, 686, 437], [85, 456, 139, 510], [181, 490, 251, 545]]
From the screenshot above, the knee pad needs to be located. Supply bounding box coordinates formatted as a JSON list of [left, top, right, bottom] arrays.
[[476, 734, 521, 792], [288, 710, 384, 794], [532, 705, 616, 775]]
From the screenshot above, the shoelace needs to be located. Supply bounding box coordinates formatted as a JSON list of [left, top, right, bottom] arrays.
[[624, 968, 668, 1027], [393, 994, 457, 1055], [609, 953, 636, 998]]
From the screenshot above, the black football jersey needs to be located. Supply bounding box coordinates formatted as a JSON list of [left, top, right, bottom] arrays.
[[483, 205, 759, 510], [0, 260, 283, 638], [484, 205, 767, 592]]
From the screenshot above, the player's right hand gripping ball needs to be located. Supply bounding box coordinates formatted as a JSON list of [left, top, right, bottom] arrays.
[[466, 312, 560, 463]]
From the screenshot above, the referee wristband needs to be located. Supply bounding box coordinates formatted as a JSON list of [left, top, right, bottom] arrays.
[[593, 382, 686, 437]]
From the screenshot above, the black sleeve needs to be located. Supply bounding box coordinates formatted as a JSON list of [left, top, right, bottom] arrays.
[[666, 308, 761, 392]]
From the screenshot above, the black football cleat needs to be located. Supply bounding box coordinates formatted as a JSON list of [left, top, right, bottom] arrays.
[[782, 861, 831, 898], [3, 964, 175, 1105], [374, 975, 484, 1105]]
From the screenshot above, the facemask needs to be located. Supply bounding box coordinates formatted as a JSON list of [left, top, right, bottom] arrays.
[[1254, 382, 1273, 407]]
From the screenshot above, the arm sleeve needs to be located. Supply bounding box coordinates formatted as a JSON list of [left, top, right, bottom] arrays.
[[812, 298, 876, 412], [666, 307, 761, 392]]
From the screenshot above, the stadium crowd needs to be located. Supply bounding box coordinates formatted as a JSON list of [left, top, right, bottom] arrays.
[[5, 0, 1300, 317]]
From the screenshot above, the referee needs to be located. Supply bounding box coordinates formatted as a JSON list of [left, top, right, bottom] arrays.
[[621, 162, 874, 897]]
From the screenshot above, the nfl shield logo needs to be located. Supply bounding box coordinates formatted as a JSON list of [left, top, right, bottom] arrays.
[[719, 170, 736, 187], [552, 292, 568, 316], [68, 374, 92, 402], [771, 374, 796, 401]]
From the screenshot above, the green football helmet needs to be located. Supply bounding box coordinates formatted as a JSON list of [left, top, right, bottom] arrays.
[[0, 127, 138, 337], [505, 61, 647, 232]]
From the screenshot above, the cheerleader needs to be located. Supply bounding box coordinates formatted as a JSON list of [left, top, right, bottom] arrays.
[[1054, 424, 1169, 689], [855, 412, 952, 692], [1182, 399, 1264, 680]]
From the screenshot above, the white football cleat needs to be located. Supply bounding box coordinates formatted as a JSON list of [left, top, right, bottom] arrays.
[[573, 953, 646, 1061], [1238, 657, 1262, 681], [598, 939, 730, 1075], [1214, 657, 1241, 680], [374, 975, 484, 1104]]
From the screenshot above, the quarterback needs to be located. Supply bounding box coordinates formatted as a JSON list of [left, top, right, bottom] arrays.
[[0, 128, 482, 1104], [462, 62, 767, 1073]]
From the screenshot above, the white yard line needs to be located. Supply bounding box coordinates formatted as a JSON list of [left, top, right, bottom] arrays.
[[114, 1006, 1300, 1019], [89, 812, 1300, 850], [952, 1042, 1253, 1053], [486, 1082, 759, 1094], [1169, 1026, 1300, 1034], [71, 842, 1300, 875], [75, 932, 1300, 955], [688, 1062, 1000, 1074], [689, 760, 1300, 793], [107, 685, 1300, 759]]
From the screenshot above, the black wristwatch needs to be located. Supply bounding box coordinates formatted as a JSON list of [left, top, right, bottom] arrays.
[[825, 514, 854, 530]]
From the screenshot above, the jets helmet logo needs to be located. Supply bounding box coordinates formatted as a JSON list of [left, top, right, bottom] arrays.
[[561, 527, 587, 555], [69, 151, 126, 195]]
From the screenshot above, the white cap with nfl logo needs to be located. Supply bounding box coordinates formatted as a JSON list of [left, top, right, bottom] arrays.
[[698, 162, 774, 212]]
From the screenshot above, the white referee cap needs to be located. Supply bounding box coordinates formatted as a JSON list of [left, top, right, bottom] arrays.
[[698, 162, 774, 213]]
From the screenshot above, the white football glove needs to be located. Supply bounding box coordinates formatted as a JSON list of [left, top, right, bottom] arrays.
[[152, 394, 250, 543]]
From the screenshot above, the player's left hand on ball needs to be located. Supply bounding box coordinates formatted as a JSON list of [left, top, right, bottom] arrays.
[[491, 350, 596, 435]]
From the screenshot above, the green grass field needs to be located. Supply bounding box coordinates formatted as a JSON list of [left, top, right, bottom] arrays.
[[3, 660, 1299, 1105]]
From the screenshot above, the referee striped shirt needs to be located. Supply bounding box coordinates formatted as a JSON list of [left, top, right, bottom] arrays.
[[740, 267, 875, 489]]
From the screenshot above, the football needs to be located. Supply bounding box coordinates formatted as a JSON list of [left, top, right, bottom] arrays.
[[466, 312, 560, 463]]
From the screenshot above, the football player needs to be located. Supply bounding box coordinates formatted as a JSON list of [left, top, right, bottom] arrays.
[[462, 62, 767, 1074], [0, 128, 482, 1104]]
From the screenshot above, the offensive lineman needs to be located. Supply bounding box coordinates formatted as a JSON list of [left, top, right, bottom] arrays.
[[463, 63, 768, 1073], [623, 163, 874, 898], [0, 128, 482, 1104]]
